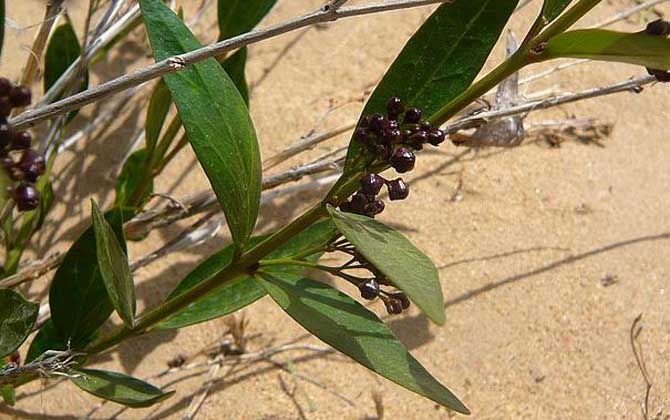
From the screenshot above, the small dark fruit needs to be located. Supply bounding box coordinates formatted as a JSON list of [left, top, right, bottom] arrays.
[[390, 147, 415, 173], [11, 131, 32, 150], [410, 130, 428, 150], [646, 19, 670, 36], [368, 113, 386, 135], [0, 78, 12, 96], [0, 97, 12, 117], [359, 279, 380, 300], [366, 199, 385, 216], [384, 298, 404, 314], [355, 127, 370, 144], [0, 122, 13, 147], [391, 292, 411, 310], [360, 173, 385, 195], [387, 178, 409, 201], [13, 183, 40, 211], [403, 107, 422, 124], [9, 85, 32, 107], [382, 128, 402, 145], [386, 96, 405, 120], [19, 150, 45, 182], [427, 129, 446, 146]]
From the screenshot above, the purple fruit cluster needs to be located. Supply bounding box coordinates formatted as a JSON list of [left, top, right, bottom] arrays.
[[645, 20, 670, 82], [0, 78, 44, 211], [340, 96, 445, 218]]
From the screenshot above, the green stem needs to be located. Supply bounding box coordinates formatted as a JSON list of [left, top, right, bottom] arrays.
[[259, 258, 339, 273], [428, 51, 528, 126], [534, 0, 604, 44]]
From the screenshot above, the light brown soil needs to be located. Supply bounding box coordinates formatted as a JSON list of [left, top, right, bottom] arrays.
[[2, 0, 670, 419]]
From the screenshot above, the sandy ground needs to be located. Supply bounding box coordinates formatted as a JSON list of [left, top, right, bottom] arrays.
[[1, 0, 670, 419]]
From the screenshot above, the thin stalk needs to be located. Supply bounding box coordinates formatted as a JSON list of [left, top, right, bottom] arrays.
[[534, 0, 604, 44]]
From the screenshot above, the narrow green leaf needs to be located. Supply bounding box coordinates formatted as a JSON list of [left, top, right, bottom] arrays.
[[256, 273, 469, 414], [0, 289, 38, 358], [542, 0, 573, 23], [140, 0, 262, 247], [91, 200, 135, 329], [1, 385, 15, 406], [145, 80, 172, 154], [327, 206, 445, 325], [222, 48, 249, 106], [116, 148, 153, 207], [44, 17, 89, 121], [71, 368, 174, 408], [159, 220, 336, 329], [49, 208, 128, 345], [217, 0, 277, 40], [344, 0, 519, 172], [545, 29, 670, 69]]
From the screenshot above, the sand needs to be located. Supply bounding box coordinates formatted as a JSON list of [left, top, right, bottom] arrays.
[[1, 0, 669, 419]]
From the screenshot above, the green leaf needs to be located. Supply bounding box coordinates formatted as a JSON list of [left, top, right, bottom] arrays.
[[327, 206, 445, 325], [222, 48, 249, 106], [116, 148, 153, 207], [542, 0, 573, 23], [44, 17, 89, 121], [35, 181, 54, 231], [49, 208, 128, 345], [26, 319, 64, 362], [140, 0, 262, 247], [217, 0, 277, 40], [344, 0, 519, 172], [544, 29, 670, 69], [159, 220, 336, 329], [91, 200, 135, 329], [0, 289, 38, 358], [145, 80, 172, 154], [1, 384, 15, 406], [256, 273, 469, 414], [71, 368, 174, 408]]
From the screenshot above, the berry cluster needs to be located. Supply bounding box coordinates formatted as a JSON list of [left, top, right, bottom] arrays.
[[332, 241, 412, 315], [645, 19, 670, 82], [340, 97, 445, 217], [0, 78, 44, 211]]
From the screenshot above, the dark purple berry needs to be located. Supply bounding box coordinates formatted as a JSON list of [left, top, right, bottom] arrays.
[[359, 279, 380, 300], [350, 192, 374, 214], [420, 121, 433, 132], [386, 119, 399, 131], [0, 97, 12, 117], [354, 127, 370, 144], [340, 201, 354, 213], [387, 178, 409, 201], [0, 122, 14, 148], [404, 123, 421, 134], [386, 96, 405, 120], [403, 107, 422, 124], [1, 155, 14, 171], [368, 114, 386, 136], [390, 292, 411, 310], [382, 128, 402, 145], [13, 183, 40, 211], [0, 78, 12, 96], [646, 19, 670, 36], [427, 129, 446, 146], [359, 115, 371, 128], [410, 130, 428, 150], [11, 131, 32, 150], [360, 173, 385, 195], [9, 85, 31, 107], [384, 298, 403, 314], [365, 199, 385, 217], [647, 67, 670, 82], [18, 150, 45, 182], [390, 147, 415, 173]]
